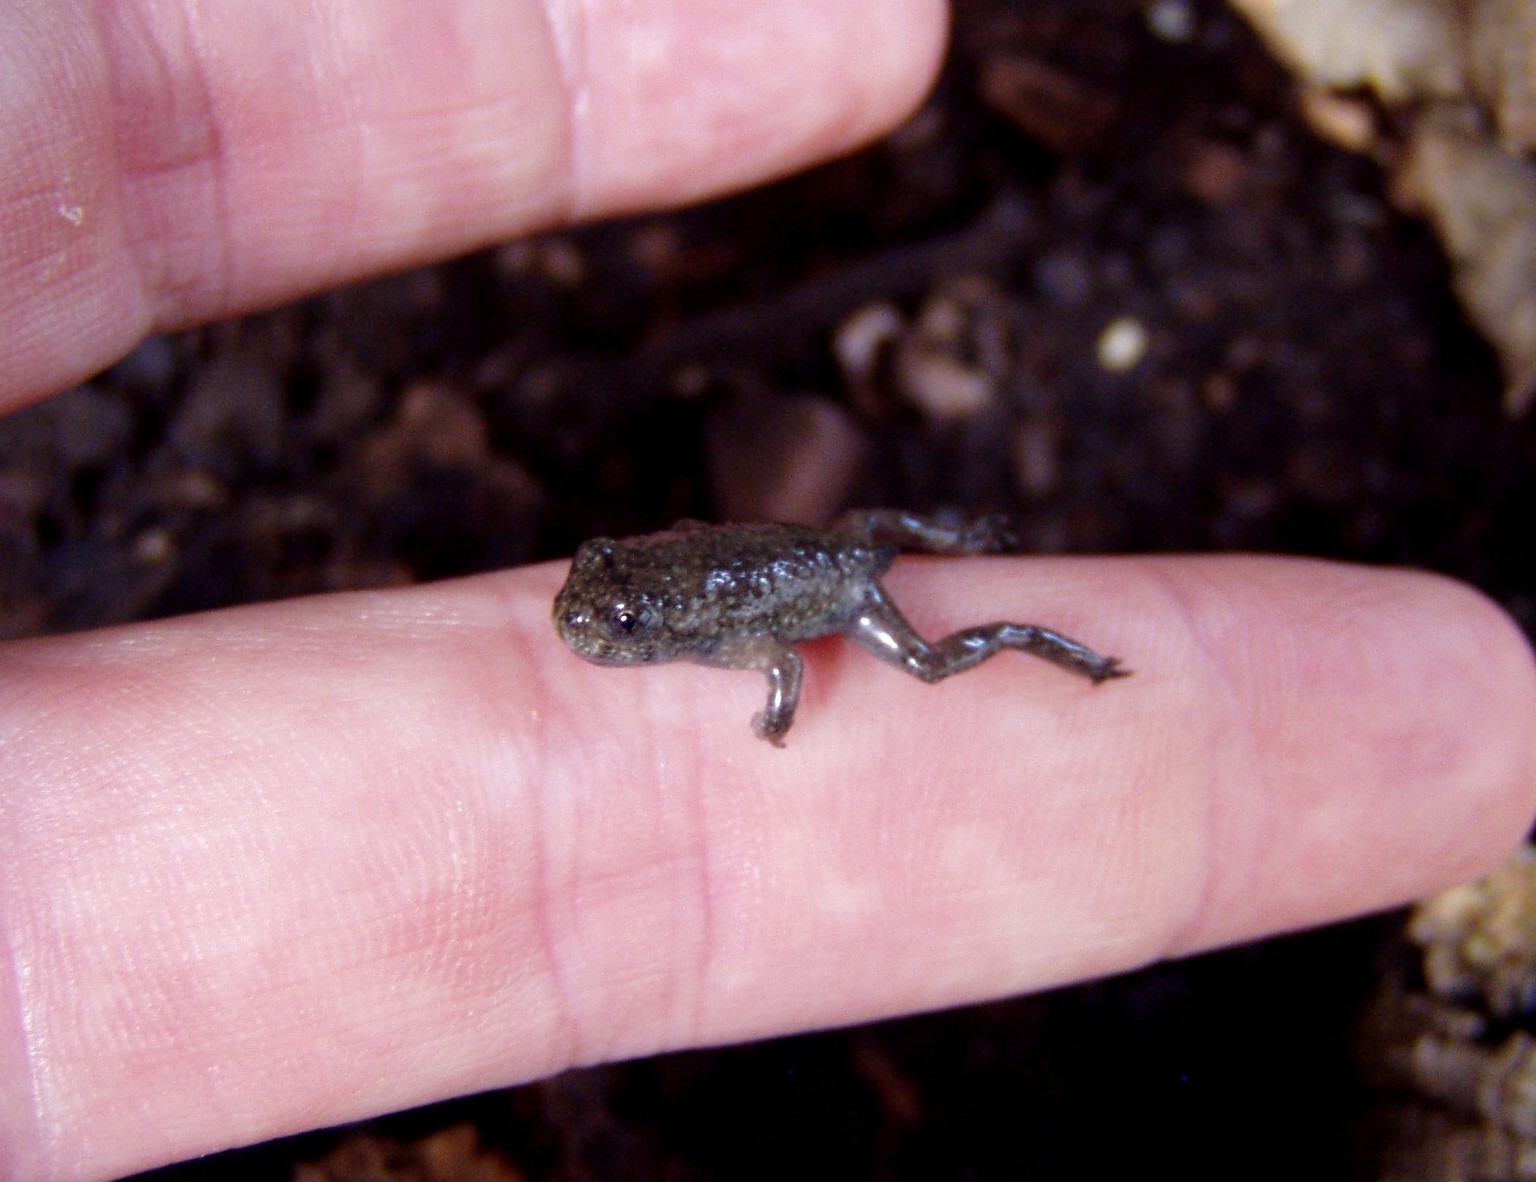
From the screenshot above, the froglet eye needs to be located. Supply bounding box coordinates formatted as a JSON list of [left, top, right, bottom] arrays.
[[608, 604, 654, 637]]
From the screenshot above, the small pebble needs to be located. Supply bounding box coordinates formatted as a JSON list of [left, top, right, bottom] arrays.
[[1096, 317, 1150, 372], [1146, 0, 1195, 42]]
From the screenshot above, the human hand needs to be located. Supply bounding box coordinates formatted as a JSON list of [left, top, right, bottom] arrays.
[[3, 5, 1534, 1182]]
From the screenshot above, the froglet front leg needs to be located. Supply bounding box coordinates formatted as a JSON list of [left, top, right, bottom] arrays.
[[692, 634, 805, 747]]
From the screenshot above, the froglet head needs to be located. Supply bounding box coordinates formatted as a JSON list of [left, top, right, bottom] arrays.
[[553, 538, 672, 665]]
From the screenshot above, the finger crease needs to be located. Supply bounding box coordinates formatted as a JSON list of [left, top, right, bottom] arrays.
[[103, 0, 233, 325], [535, 0, 590, 220]]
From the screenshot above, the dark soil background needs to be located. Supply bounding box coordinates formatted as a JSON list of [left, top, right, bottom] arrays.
[[8, 0, 1529, 1177]]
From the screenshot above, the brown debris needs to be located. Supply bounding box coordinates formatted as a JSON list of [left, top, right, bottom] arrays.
[[979, 53, 1120, 154], [1397, 114, 1536, 413], [296, 1125, 523, 1182]]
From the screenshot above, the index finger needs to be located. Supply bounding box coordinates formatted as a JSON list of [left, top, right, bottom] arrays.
[[0, 554, 1531, 1180]]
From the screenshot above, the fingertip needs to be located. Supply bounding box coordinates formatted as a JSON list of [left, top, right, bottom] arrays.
[[1327, 566, 1536, 888], [1401, 570, 1536, 876], [570, 0, 951, 214], [851, 0, 952, 141], [1175, 560, 1536, 950]]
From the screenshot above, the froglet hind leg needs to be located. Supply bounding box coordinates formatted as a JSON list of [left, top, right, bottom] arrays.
[[833, 509, 1017, 555], [846, 583, 1129, 686]]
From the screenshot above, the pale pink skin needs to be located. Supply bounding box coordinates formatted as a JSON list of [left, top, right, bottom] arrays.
[[2, 4, 1535, 1182]]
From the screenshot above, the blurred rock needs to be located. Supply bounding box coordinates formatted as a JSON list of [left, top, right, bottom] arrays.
[[170, 349, 288, 478], [1227, 0, 1465, 103], [296, 1123, 523, 1182], [339, 380, 545, 578], [1397, 115, 1536, 413], [979, 53, 1120, 154], [705, 392, 867, 524], [834, 302, 903, 419], [1012, 416, 1062, 497], [1410, 843, 1536, 1019], [107, 334, 179, 391], [1467, 0, 1536, 153], [1096, 316, 1151, 372], [897, 277, 1011, 422], [1364, 845, 1536, 1178]]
